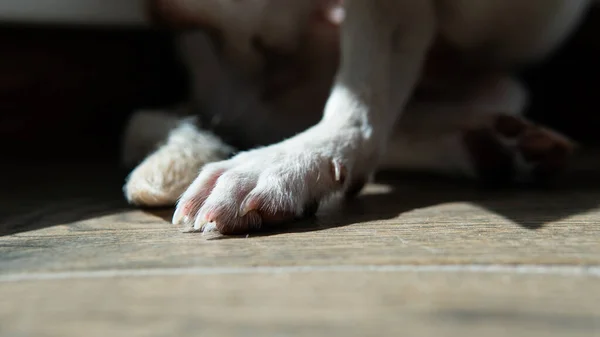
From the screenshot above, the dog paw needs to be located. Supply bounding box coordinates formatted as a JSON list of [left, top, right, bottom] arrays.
[[172, 146, 350, 235], [124, 122, 234, 207], [463, 114, 576, 184], [124, 144, 205, 207]]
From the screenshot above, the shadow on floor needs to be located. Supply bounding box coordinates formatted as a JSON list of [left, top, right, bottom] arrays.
[[217, 150, 600, 238], [240, 174, 600, 238], [1, 155, 599, 238], [0, 162, 133, 236]]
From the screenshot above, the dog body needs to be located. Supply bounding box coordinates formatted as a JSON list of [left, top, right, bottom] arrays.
[[124, 0, 591, 234]]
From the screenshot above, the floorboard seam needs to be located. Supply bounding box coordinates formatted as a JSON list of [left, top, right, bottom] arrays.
[[1, 264, 599, 282]]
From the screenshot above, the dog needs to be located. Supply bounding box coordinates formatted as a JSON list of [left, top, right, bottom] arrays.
[[123, 0, 593, 234]]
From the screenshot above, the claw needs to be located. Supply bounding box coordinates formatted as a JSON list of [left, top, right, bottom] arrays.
[[172, 206, 191, 226], [193, 214, 209, 231], [330, 159, 347, 185], [202, 222, 219, 234], [240, 196, 260, 217]]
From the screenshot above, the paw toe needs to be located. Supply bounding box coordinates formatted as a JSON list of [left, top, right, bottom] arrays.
[[465, 114, 576, 184], [172, 150, 357, 235], [518, 128, 575, 182]]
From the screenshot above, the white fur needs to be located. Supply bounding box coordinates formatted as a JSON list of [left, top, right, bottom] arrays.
[[124, 115, 233, 206], [125, 0, 591, 232]]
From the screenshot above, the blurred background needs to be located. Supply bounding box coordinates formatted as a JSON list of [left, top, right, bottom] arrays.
[[0, 0, 186, 163], [0, 0, 598, 164]]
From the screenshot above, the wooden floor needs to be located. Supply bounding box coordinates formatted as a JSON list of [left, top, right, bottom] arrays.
[[1, 161, 600, 336]]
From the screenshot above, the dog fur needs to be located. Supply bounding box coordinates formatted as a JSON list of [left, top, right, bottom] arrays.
[[124, 0, 592, 234]]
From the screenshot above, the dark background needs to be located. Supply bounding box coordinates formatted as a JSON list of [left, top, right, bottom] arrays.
[[0, 7, 598, 164]]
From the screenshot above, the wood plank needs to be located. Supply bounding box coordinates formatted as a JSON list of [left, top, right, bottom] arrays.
[[1, 272, 599, 337], [2, 163, 600, 275], [2, 162, 600, 337]]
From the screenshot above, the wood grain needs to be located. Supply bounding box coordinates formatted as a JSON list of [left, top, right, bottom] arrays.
[[1, 272, 599, 337], [1, 6, 600, 335], [2, 163, 600, 273], [1, 160, 600, 336]]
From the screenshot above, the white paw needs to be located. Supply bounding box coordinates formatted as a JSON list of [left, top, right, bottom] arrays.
[[124, 122, 234, 207], [172, 144, 351, 234], [124, 143, 206, 207]]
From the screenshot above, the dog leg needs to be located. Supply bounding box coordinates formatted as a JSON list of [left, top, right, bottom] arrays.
[[380, 75, 576, 183], [123, 111, 234, 207], [172, 0, 436, 234]]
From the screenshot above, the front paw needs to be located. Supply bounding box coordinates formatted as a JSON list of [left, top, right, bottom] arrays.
[[172, 146, 352, 235]]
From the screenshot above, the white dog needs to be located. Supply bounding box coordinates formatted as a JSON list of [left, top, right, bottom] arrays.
[[123, 0, 593, 234]]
